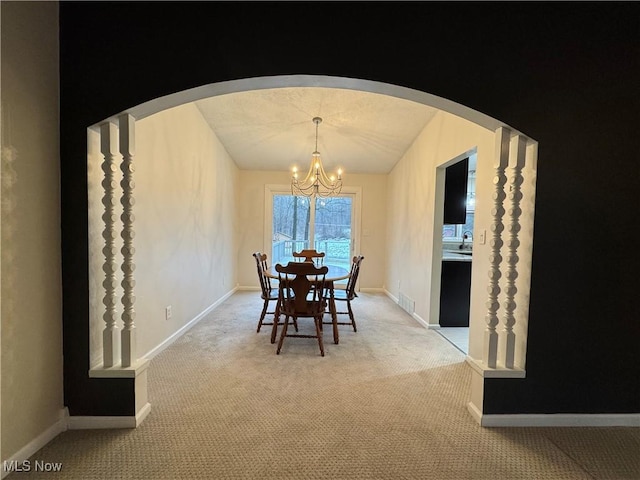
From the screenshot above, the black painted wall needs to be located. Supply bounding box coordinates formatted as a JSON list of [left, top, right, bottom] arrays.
[[60, 2, 639, 415]]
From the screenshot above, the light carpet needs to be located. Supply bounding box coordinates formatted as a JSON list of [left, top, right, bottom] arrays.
[[12, 292, 639, 479]]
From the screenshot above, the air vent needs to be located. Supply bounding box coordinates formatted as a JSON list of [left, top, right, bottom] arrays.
[[398, 292, 415, 315]]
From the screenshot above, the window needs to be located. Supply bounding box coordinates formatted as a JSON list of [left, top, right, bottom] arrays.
[[265, 185, 361, 272]]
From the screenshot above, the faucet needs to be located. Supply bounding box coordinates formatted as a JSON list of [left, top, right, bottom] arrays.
[[460, 231, 473, 250]]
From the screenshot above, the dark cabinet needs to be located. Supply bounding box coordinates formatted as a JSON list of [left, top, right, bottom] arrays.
[[443, 157, 469, 225], [439, 260, 471, 327]]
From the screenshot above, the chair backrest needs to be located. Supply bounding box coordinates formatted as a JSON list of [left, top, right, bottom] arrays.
[[344, 255, 365, 300], [275, 261, 328, 316], [252, 251, 272, 294], [292, 249, 325, 264]]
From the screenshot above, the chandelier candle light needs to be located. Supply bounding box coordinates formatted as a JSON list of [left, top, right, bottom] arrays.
[[291, 117, 343, 198]]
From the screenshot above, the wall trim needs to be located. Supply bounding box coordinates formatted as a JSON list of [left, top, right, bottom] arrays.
[[1, 408, 69, 479], [411, 312, 430, 329], [384, 288, 398, 304], [383, 288, 440, 330], [465, 356, 526, 378], [467, 404, 640, 427], [141, 287, 237, 360], [67, 403, 151, 430], [89, 358, 150, 378]]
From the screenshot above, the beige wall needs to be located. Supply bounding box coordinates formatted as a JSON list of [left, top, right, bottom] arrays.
[[88, 103, 238, 362], [1, 1, 63, 460], [386, 110, 494, 356], [235, 171, 387, 290]]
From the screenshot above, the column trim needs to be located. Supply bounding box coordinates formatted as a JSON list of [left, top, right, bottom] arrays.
[[468, 407, 640, 427], [67, 403, 152, 430], [89, 358, 150, 379]]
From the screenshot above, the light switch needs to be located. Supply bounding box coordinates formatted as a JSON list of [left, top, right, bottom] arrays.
[[479, 229, 486, 245]]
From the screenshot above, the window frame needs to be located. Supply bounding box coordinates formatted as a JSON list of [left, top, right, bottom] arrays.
[[264, 184, 362, 265]]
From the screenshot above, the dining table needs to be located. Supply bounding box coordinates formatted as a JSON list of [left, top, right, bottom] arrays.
[[264, 263, 350, 345]]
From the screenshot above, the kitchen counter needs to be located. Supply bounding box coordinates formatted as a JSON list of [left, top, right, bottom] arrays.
[[442, 250, 473, 262]]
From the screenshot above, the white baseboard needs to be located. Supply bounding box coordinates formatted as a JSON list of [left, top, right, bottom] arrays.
[[467, 401, 483, 425], [142, 288, 237, 360], [383, 289, 440, 330], [1, 408, 69, 479], [359, 287, 385, 293], [384, 289, 398, 303], [467, 403, 640, 427], [68, 402, 151, 430], [412, 312, 437, 330]]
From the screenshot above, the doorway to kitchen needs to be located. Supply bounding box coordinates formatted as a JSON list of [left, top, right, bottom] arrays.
[[436, 151, 476, 354]]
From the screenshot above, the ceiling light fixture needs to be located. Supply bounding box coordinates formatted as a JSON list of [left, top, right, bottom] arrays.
[[291, 117, 343, 198]]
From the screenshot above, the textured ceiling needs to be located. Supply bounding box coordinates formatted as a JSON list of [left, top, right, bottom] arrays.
[[194, 87, 439, 175]]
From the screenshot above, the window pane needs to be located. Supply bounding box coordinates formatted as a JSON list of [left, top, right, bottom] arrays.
[[272, 194, 310, 266], [314, 196, 352, 270]]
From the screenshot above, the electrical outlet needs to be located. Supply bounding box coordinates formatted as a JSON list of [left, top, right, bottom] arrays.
[[165, 306, 172, 320]]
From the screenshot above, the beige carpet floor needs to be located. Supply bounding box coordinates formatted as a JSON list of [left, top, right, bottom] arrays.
[[12, 291, 640, 479]]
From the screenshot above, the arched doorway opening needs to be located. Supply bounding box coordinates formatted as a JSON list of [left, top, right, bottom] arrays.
[[85, 75, 537, 427]]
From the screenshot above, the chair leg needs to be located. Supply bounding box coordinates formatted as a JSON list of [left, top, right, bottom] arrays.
[[270, 307, 280, 344], [276, 315, 291, 354], [347, 300, 357, 332], [257, 298, 269, 333], [315, 316, 325, 357]]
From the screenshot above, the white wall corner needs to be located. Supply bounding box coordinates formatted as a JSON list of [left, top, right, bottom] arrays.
[[1, 408, 69, 479]]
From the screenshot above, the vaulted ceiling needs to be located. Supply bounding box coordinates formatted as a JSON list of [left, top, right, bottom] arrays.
[[194, 87, 440, 175]]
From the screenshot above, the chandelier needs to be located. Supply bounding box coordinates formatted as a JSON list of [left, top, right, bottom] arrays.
[[291, 117, 343, 198]]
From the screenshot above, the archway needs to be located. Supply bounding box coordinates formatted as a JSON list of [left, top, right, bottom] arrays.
[[86, 75, 537, 427]]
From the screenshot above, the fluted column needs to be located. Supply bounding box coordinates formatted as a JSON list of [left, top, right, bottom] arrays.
[[119, 114, 137, 367], [100, 122, 120, 367], [501, 135, 526, 368], [484, 127, 510, 368]]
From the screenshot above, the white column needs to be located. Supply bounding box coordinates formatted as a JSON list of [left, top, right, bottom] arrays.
[[483, 127, 509, 368], [501, 135, 527, 368], [119, 114, 137, 367], [100, 122, 120, 367]]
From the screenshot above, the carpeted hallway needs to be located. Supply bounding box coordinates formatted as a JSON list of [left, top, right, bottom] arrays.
[[12, 292, 639, 479]]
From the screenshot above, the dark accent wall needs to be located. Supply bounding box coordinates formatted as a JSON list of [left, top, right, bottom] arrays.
[[60, 2, 639, 415]]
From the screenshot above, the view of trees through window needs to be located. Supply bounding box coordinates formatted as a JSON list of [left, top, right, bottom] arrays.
[[272, 194, 352, 269]]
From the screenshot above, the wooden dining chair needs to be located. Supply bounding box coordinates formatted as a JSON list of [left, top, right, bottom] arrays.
[[274, 261, 329, 356], [325, 255, 364, 332], [252, 252, 297, 334], [292, 249, 325, 265]]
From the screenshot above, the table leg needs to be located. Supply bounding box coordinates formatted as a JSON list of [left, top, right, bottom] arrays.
[[328, 281, 339, 344]]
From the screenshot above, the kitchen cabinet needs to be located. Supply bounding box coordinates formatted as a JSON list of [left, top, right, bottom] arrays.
[[439, 259, 471, 327], [443, 157, 469, 224]]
